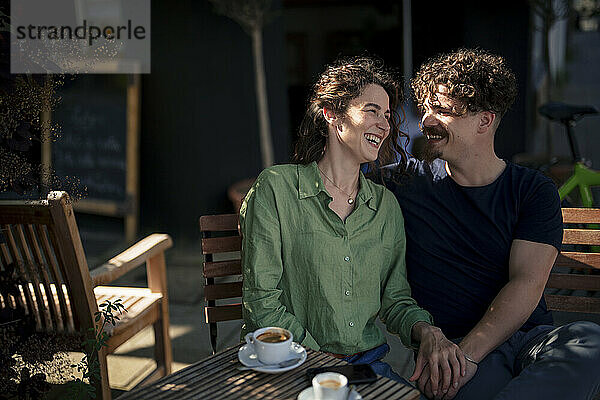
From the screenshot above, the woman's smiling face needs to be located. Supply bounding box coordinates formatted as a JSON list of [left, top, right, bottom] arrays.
[[334, 84, 391, 164]]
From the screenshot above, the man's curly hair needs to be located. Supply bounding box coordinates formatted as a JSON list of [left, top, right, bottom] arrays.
[[412, 48, 518, 118]]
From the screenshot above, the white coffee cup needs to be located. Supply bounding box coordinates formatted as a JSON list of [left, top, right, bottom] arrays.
[[312, 372, 349, 400], [244, 327, 293, 365]]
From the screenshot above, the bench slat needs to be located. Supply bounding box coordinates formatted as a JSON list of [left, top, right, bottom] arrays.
[[0, 205, 52, 225], [201, 236, 241, 255], [204, 282, 242, 301], [562, 208, 600, 224], [546, 273, 600, 291], [545, 294, 600, 314], [203, 260, 242, 278], [204, 304, 242, 323], [562, 229, 600, 245], [199, 214, 239, 232], [555, 252, 600, 270]]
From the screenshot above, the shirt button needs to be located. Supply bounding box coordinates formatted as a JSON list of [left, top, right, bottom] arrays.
[[349, 321, 354, 327], [345, 290, 350, 296], [344, 256, 350, 262]]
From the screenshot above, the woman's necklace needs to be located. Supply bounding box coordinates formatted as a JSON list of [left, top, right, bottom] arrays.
[[318, 167, 358, 205]]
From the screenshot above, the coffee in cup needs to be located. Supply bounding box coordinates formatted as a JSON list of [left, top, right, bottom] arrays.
[[318, 379, 342, 389], [312, 372, 349, 400], [256, 330, 289, 343], [245, 327, 293, 365]]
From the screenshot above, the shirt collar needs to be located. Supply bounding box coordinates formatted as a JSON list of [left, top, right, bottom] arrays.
[[358, 171, 377, 211], [298, 162, 326, 199], [297, 162, 377, 211]]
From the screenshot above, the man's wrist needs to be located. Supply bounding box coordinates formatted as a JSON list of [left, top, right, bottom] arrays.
[[458, 339, 483, 364], [464, 354, 479, 366]]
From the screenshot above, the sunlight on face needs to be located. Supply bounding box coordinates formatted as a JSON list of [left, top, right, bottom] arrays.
[[335, 84, 391, 163]]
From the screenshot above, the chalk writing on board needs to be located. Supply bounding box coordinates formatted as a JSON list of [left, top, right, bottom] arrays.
[[53, 77, 127, 202]]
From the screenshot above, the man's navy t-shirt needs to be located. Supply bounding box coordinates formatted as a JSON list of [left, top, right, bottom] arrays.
[[385, 159, 563, 339]]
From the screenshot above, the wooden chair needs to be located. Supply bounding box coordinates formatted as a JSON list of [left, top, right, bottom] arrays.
[[545, 208, 600, 314], [199, 213, 242, 354], [0, 191, 173, 400]]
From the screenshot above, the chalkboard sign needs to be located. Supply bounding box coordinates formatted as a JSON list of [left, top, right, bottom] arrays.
[[42, 73, 139, 242], [53, 76, 128, 203], [49, 73, 140, 245]]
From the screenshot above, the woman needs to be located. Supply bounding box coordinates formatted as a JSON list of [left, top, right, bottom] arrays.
[[240, 56, 464, 393]]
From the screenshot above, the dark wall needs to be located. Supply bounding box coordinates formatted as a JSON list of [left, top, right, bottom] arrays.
[[461, 2, 530, 160], [140, 0, 290, 243], [139, 0, 530, 243], [412, 1, 530, 160]]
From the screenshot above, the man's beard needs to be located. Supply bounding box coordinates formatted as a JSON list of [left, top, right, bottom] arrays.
[[422, 141, 442, 163], [421, 126, 448, 163]]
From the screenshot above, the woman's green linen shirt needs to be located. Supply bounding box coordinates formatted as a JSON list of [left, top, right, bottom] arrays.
[[240, 162, 432, 354]]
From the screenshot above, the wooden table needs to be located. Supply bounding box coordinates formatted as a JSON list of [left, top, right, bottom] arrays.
[[117, 344, 421, 399]]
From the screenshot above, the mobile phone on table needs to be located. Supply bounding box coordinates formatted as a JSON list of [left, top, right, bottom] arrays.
[[306, 364, 378, 384]]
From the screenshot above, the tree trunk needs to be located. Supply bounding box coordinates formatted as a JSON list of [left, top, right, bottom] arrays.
[[251, 26, 274, 168]]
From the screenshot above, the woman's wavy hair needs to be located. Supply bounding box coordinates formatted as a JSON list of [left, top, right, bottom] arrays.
[[292, 56, 409, 177], [412, 48, 517, 118]]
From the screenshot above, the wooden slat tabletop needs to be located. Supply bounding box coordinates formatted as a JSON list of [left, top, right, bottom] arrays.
[[117, 344, 421, 400]]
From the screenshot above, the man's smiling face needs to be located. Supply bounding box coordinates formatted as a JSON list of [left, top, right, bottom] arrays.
[[418, 86, 481, 163]]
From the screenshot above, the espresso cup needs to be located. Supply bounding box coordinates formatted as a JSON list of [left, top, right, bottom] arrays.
[[244, 327, 293, 365], [312, 372, 349, 400]]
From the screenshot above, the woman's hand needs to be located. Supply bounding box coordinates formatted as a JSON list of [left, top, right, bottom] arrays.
[[409, 322, 466, 398], [440, 360, 478, 399]]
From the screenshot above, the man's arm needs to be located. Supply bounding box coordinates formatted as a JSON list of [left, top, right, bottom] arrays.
[[437, 239, 558, 399], [458, 239, 558, 362]]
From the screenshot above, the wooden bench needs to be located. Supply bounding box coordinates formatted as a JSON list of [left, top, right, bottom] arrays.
[[198, 208, 600, 355], [0, 192, 173, 400], [545, 208, 600, 315]]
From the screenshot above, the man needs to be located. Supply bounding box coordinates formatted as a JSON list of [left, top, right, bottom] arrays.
[[385, 48, 600, 399]]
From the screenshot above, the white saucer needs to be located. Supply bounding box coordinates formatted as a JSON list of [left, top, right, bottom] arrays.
[[297, 386, 362, 400], [238, 341, 306, 373]]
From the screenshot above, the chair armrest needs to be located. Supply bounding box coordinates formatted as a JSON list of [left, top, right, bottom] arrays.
[[90, 233, 173, 286]]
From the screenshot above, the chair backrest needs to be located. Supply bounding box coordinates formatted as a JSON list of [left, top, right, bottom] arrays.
[[199, 214, 242, 325], [0, 191, 97, 334], [198, 209, 600, 324], [545, 208, 600, 314]]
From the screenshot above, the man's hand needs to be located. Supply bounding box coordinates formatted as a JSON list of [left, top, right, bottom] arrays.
[[410, 322, 466, 398]]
